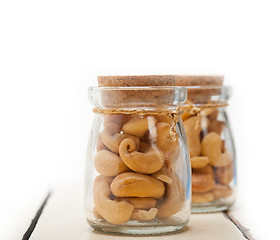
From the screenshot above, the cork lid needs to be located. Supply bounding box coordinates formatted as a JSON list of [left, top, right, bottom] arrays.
[[98, 75, 176, 87], [95, 75, 185, 108], [176, 75, 224, 87], [176, 75, 225, 104]]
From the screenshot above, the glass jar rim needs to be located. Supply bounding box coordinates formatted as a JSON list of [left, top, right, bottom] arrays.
[[89, 85, 232, 104], [181, 85, 232, 104], [88, 86, 188, 109]]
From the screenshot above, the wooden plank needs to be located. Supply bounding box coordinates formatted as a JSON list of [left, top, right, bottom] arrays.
[[30, 182, 246, 240]]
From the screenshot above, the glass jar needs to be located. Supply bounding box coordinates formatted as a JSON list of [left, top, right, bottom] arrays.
[[85, 86, 191, 235], [177, 76, 236, 213]]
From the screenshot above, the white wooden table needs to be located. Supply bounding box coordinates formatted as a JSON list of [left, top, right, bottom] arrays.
[[21, 182, 253, 240]]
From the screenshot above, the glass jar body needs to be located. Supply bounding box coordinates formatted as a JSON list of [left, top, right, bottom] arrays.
[[85, 87, 191, 235], [183, 106, 236, 213]]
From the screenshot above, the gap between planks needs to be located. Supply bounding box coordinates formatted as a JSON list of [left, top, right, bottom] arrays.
[[22, 192, 51, 240], [224, 211, 255, 240]]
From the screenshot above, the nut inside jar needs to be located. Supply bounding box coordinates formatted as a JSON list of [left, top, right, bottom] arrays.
[[183, 107, 235, 207], [93, 113, 187, 224]]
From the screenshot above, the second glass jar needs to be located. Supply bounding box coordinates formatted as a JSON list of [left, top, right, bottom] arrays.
[[178, 76, 236, 213]]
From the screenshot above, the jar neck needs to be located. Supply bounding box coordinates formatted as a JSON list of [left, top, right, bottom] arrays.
[[182, 99, 228, 115], [92, 106, 183, 142]]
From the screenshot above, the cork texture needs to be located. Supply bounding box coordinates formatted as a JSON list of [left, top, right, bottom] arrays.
[[98, 75, 176, 87], [98, 75, 177, 107], [176, 75, 224, 87], [176, 75, 224, 103]]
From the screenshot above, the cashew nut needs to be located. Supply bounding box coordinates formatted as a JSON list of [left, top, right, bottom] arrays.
[[114, 197, 157, 210], [131, 208, 158, 221], [191, 156, 209, 169], [119, 138, 164, 174], [93, 175, 134, 224], [181, 111, 192, 121], [103, 114, 132, 128], [96, 134, 107, 152], [156, 172, 185, 219], [103, 114, 124, 128], [183, 116, 202, 157], [154, 115, 173, 124], [201, 132, 222, 166], [93, 207, 104, 220], [122, 116, 157, 137], [151, 166, 173, 184], [208, 109, 219, 120], [94, 150, 130, 176], [192, 171, 215, 193], [215, 162, 234, 185], [212, 184, 233, 200], [153, 122, 179, 163], [101, 123, 140, 153], [212, 150, 232, 167], [208, 120, 225, 135], [110, 172, 165, 199], [193, 164, 215, 178], [221, 140, 225, 153], [154, 122, 177, 153], [139, 141, 150, 152], [192, 192, 214, 203]]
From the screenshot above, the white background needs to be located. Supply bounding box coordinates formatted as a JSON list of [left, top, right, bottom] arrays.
[[0, 0, 279, 239]]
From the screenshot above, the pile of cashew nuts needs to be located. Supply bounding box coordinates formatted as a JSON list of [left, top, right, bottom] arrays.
[[93, 114, 185, 224], [183, 108, 234, 204]]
